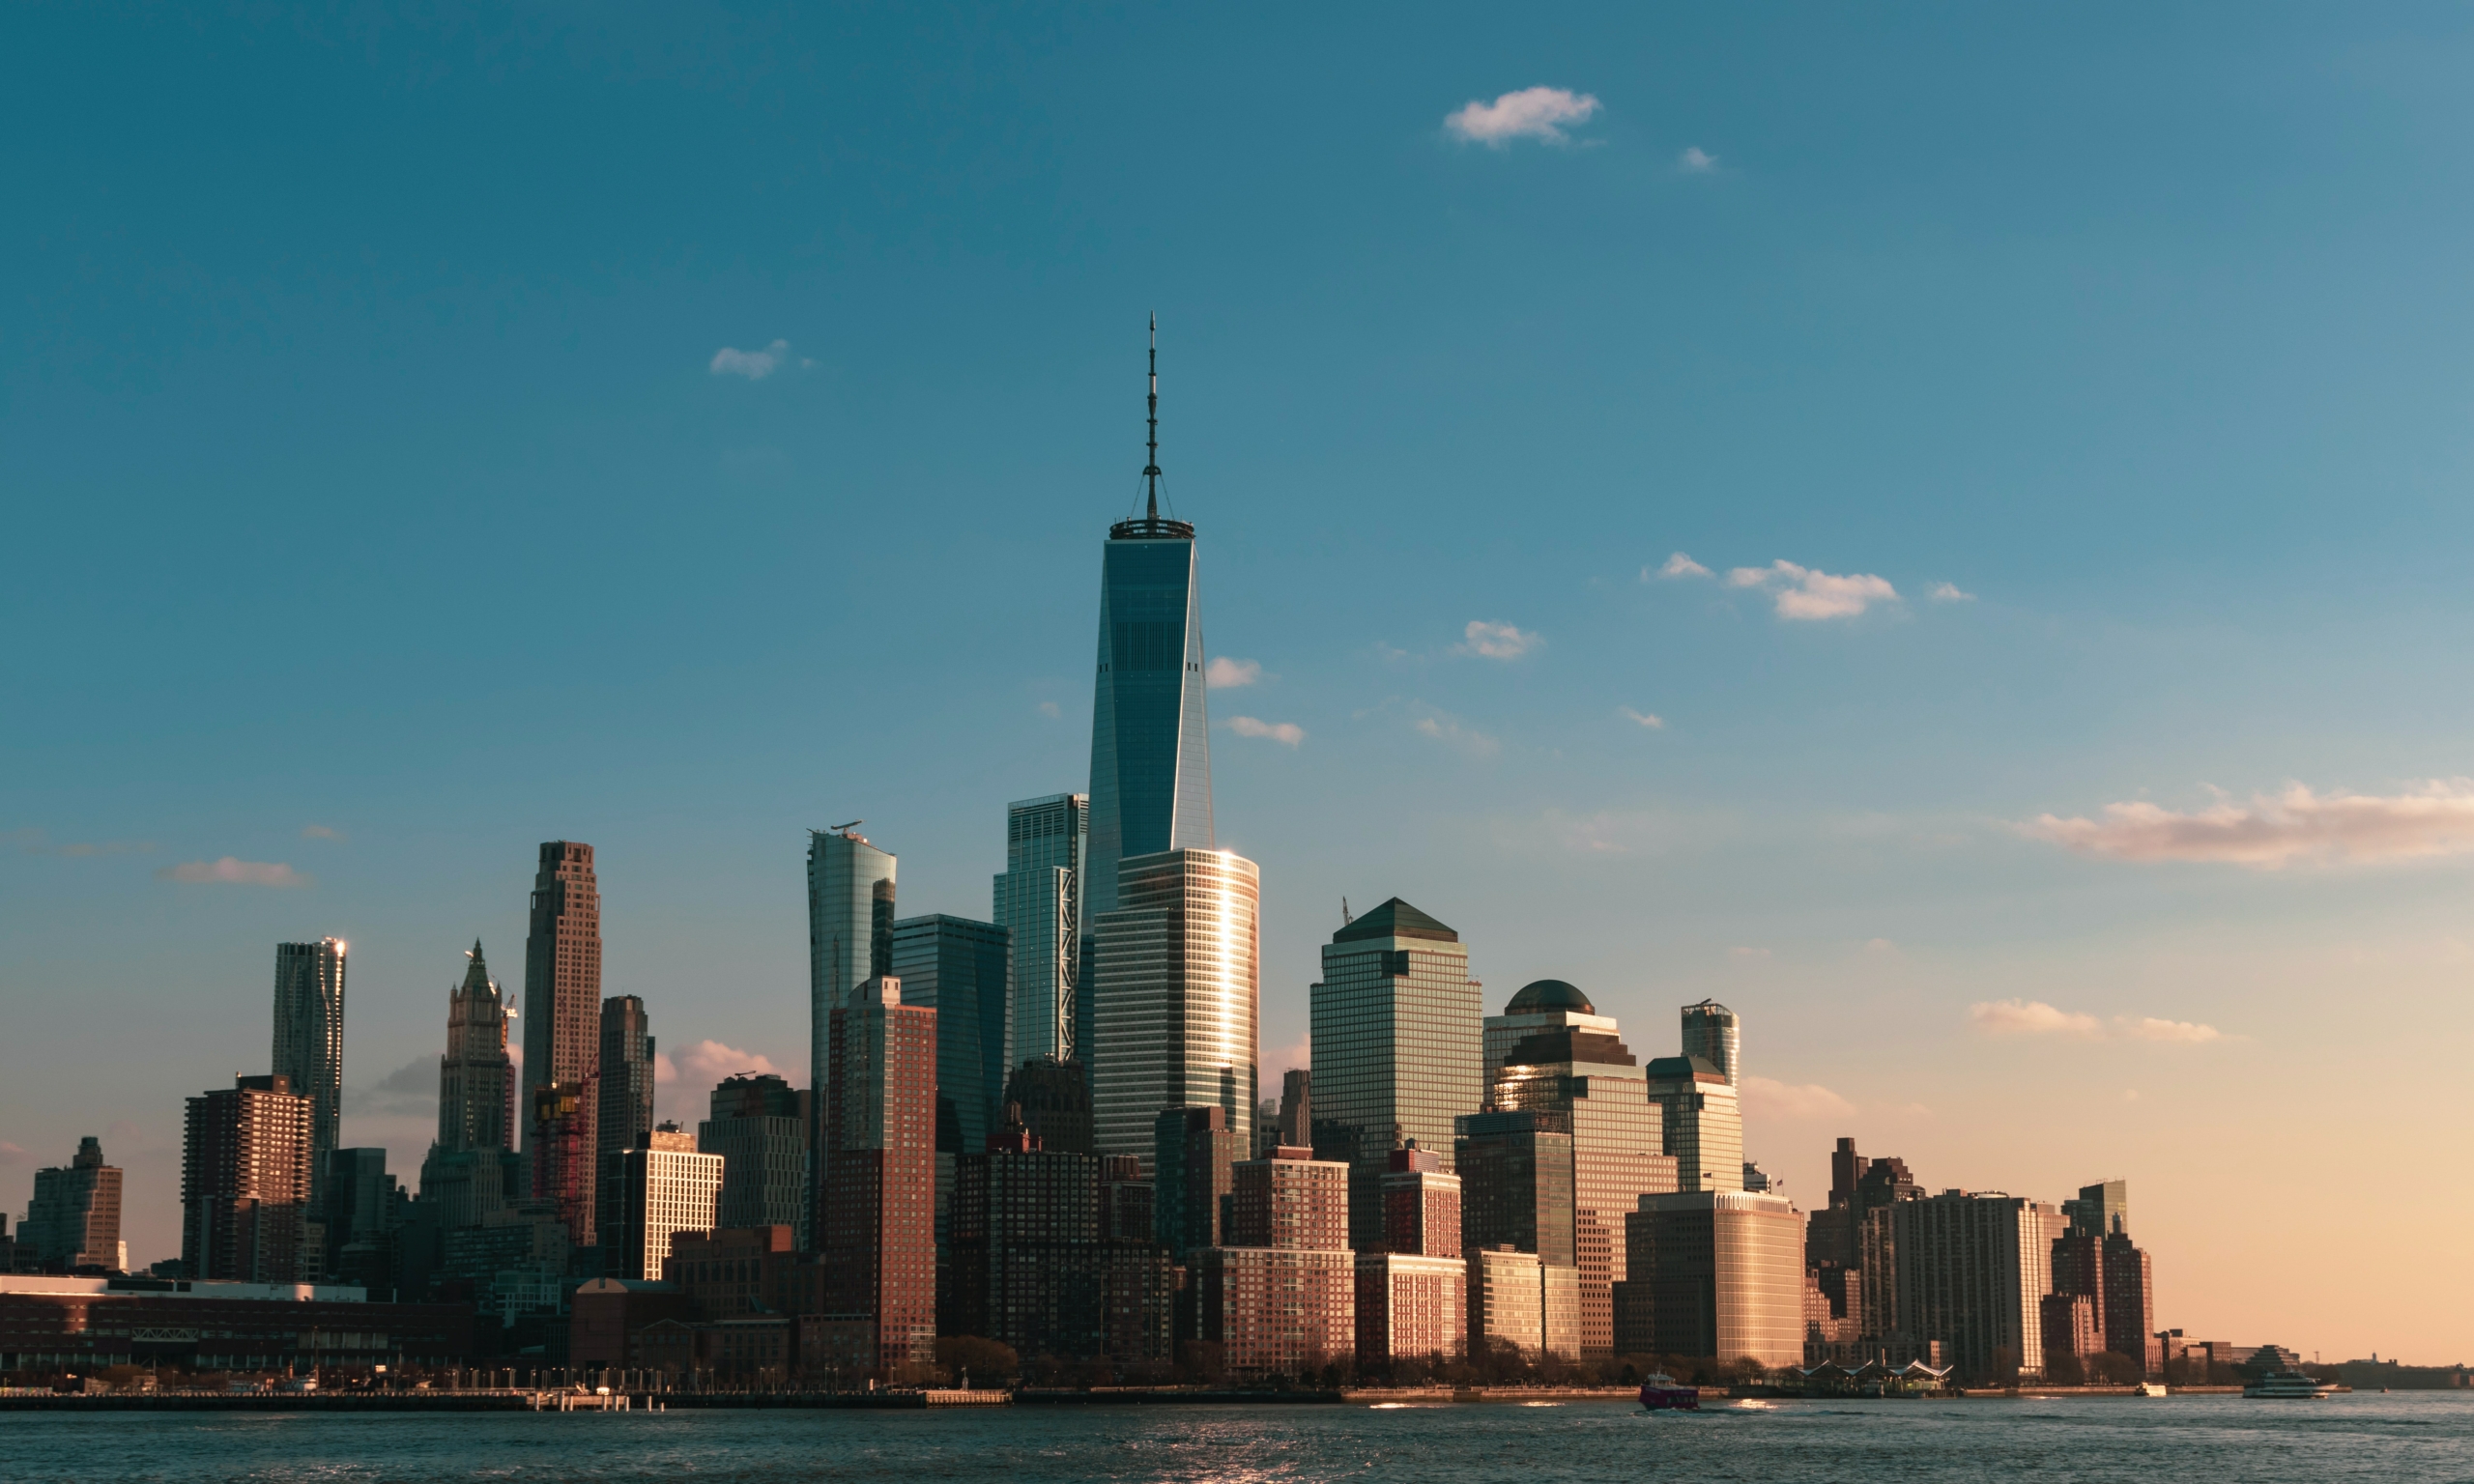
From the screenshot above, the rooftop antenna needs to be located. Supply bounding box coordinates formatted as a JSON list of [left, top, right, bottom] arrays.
[[1143, 313, 1161, 522], [830, 819, 864, 836], [1340, 897, 1352, 926]]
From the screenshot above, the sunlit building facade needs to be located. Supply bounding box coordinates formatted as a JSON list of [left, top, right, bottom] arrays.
[[1618, 1189, 1803, 1368], [1092, 848, 1258, 1167], [596, 1127, 721, 1283], [524, 841, 604, 1245]]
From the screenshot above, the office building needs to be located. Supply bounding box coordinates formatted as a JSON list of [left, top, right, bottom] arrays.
[[272, 937, 347, 1201], [1644, 1052, 1741, 1195], [2102, 1232, 2158, 1373], [436, 941, 516, 1156], [1154, 1104, 1238, 1255], [182, 1074, 314, 1283], [1195, 1147, 1355, 1376], [1488, 998, 1678, 1356], [2064, 1179, 2129, 1240], [1482, 979, 1620, 1092], [892, 914, 1012, 1159], [1380, 1144, 1461, 1256], [993, 792, 1087, 1067], [699, 1073, 811, 1246], [1615, 1189, 1803, 1368], [1890, 1190, 2064, 1384], [1679, 999, 1740, 1087], [809, 823, 896, 1244], [598, 1127, 722, 1283], [1454, 1109, 1574, 1269], [523, 842, 604, 1245], [1309, 899, 1483, 1247], [1092, 848, 1259, 1165], [598, 995, 656, 1172], [1003, 1057, 1095, 1156], [1467, 1246, 1580, 1361], [820, 974, 937, 1377], [21, 1138, 122, 1271]]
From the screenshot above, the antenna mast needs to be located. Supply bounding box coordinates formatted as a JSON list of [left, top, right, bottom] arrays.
[[1143, 313, 1161, 520]]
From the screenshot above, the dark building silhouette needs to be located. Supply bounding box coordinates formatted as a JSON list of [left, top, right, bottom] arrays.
[[1153, 1104, 1237, 1257], [598, 995, 656, 1175], [1003, 1058, 1095, 1156], [23, 1137, 122, 1271], [893, 915, 1012, 1157]]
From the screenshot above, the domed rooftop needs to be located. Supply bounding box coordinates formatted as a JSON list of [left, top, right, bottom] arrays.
[[1505, 979, 1593, 1014]]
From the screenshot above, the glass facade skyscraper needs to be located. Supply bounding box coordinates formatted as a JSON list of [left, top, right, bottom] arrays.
[[272, 937, 347, 1204], [809, 825, 896, 1245], [890, 913, 1011, 1158], [992, 792, 1086, 1068], [1092, 848, 1258, 1167], [1307, 898, 1482, 1248], [1085, 522, 1214, 921]]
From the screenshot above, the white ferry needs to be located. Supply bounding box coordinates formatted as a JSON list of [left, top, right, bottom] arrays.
[[2242, 1370, 2339, 1399]]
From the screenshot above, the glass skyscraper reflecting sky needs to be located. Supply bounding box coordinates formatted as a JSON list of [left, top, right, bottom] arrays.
[[993, 792, 1086, 1068], [1086, 524, 1214, 918]]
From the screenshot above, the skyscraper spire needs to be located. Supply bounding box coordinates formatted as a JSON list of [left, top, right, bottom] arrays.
[[1143, 312, 1162, 521]]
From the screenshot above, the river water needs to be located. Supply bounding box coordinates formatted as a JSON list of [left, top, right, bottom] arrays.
[[4, 1393, 2469, 1482]]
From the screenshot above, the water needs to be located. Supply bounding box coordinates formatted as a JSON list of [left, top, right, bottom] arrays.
[[4, 1394, 2471, 1482]]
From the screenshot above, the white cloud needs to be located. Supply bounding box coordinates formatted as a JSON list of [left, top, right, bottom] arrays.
[[156, 857, 309, 887], [1742, 1075, 1855, 1120], [2028, 776, 2474, 870], [709, 339, 791, 380], [1414, 710, 1500, 759], [1457, 620, 1540, 660], [1725, 560, 1900, 620], [2025, 781, 2474, 869], [677, 1039, 782, 1086], [1654, 552, 1712, 580], [1206, 656, 1262, 689], [1227, 716, 1306, 747], [302, 824, 345, 841], [1927, 582, 1975, 603], [1444, 86, 1602, 147], [1677, 146, 1718, 174], [1617, 707, 1665, 730], [1970, 999, 2225, 1044], [1971, 999, 2104, 1038]]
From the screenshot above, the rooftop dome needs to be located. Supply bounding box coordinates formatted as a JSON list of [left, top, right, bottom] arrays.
[[1505, 978, 1593, 1014]]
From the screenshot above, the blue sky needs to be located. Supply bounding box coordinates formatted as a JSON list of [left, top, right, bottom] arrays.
[[10, 3, 2474, 1357]]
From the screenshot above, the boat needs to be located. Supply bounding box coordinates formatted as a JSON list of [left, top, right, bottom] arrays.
[[2243, 1370, 2339, 1399], [2137, 1383, 2167, 1398], [1639, 1374, 1701, 1411]]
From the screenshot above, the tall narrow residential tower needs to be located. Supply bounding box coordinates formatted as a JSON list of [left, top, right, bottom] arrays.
[[809, 824, 896, 1248], [992, 792, 1086, 1068], [822, 974, 938, 1377], [524, 842, 604, 1245], [272, 938, 347, 1199]]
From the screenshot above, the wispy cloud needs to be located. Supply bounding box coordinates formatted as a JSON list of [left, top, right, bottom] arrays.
[[1730, 945, 1771, 961], [1726, 560, 1900, 620], [1227, 716, 1306, 747], [709, 339, 791, 380], [1651, 552, 1712, 580], [1206, 657, 1261, 689], [1414, 708, 1500, 759], [1444, 86, 1601, 148], [156, 857, 309, 887], [1677, 146, 1718, 174], [1542, 809, 1666, 855], [345, 1057, 436, 1117], [1617, 707, 1665, 730], [302, 824, 346, 841], [2024, 781, 2474, 869], [1742, 1075, 1853, 1120], [1927, 582, 1975, 603], [0, 1142, 28, 1166], [1037, 700, 1061, 719], [1457, 620, 1540, 660], [1970, 998, 2224, 1044]]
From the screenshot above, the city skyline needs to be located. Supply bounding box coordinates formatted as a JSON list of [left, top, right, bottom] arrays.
[[12, 4, 2474, 1364]]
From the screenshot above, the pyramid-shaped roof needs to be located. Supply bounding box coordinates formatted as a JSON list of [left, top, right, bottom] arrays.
[[1333, 897, 1458, 944]]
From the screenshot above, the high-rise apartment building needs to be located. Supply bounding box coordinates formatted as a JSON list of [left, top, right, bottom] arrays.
[[598, 995, 656, 1174], [1615, 1189, 1804, 1367], [1153, 1104, 1238, 1256], [1489, 1001, 1678, 1356], [820, 974, 937, 1377], [598, 1126, 722, 1282], [1357, 1144, 1466, 1368], [699, 1073, 811, 1246], [993, 793, 1087, 1068], [1891, 1190, 2064, 1383], [22, 1137, 122, 1271], [318, 1147, 404, 1293], [1309, 899, 1483, 1247], [272, 938, 347, 1200], [1092, 848, 1258, 1165], [1196, 1147, 1356, 1376], [523, 842, 603, 1244], [809, 824, 896, 1243], [182, 1074, 314, 1283], [2101, 1231, 2157, 1373], [891, 914, 1011, 1158]]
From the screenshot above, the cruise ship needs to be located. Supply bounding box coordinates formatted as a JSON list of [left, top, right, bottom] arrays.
[[2243, 1370, 2340, 1399]]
